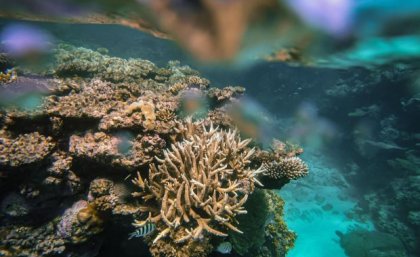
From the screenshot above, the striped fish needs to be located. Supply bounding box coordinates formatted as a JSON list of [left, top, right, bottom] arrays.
[[128, 222, 156, 240], [216, 241, 232, 254]]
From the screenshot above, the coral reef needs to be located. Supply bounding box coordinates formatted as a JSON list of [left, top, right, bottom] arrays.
[[359, 152, 420, 254], [0, 44, 304, 257]]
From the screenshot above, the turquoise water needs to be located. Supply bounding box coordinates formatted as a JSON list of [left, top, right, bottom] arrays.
[[281, 149, 374, 257]]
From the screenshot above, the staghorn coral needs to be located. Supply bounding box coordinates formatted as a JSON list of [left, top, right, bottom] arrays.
[[132, 119, 264, 250]]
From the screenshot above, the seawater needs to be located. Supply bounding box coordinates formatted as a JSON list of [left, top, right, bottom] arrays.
[[0, 19, 418, 257]]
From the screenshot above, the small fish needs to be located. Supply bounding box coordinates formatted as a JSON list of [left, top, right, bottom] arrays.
[[128, 222, 155, 239], [216, 241, 232, 254]]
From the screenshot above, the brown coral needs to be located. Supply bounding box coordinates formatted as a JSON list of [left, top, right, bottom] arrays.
[[69, 132, 165, 169], [208, 86, 245, 102], [44, 151, 81, 194], [132, 119, 263, 248], [263, 157, 308, 181], [0, 132, 55, 167], [168, 76, 210, 95], [45, 79, 128, 119], [99, 93, 179, 133], [125, 100, 157, 131], [149, 233, 213, 257]]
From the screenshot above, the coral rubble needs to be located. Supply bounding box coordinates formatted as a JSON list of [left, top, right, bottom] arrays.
[[0, 44, 306, 257]]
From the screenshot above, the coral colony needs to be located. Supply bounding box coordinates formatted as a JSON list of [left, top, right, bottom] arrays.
[[0, 45, 308, 257]]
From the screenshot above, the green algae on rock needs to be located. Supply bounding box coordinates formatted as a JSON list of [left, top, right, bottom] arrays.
[[229, 189, 296, 257]]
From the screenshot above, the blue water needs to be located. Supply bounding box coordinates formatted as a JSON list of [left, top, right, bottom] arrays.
[[280, 149, 373, 257]]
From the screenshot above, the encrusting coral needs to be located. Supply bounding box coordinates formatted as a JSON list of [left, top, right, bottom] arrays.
[[132, 119, 263, 249], [0, 131, 55, 167], [0, 44, 306, 257]]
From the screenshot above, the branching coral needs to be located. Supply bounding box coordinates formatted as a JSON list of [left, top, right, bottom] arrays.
[[254, 139, 308, 189], [263, 157, 308, 181], [132, 119, 263, 246]]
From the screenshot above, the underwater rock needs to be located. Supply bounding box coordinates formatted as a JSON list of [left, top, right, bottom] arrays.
[[229, 189, 296, 257], [0, 192, 31, 217], [0, 221, 66, 257], [0, 53, 14, 72], [348, 105, 381, 118], [337, 229, 408, 257]]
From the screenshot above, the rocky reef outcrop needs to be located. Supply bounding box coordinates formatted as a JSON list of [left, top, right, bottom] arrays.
[[0, 44, 308, 257]]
